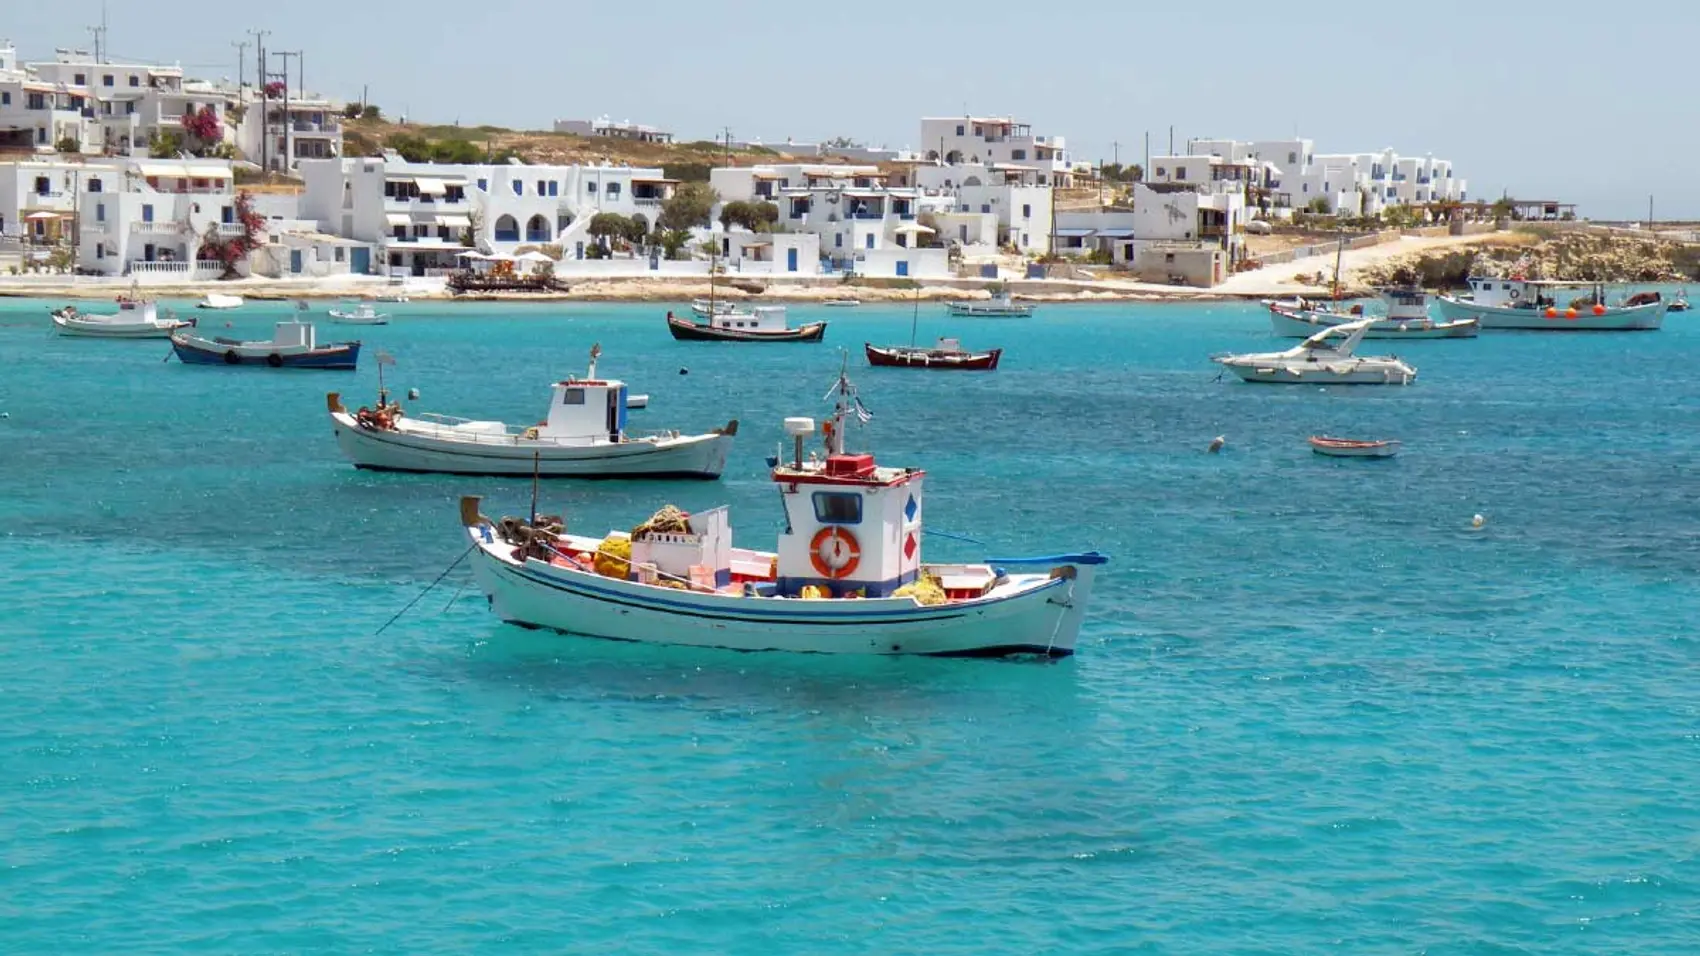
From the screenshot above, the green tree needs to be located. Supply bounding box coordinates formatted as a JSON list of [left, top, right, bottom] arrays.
[[149, 131, 184, 159], [620, 215, 650, 245], [54, 135, 80, 153], [384, 133, 432, 162], [361, 104, 382, 121], [656, 228, 692, 260], [429, 138, 484, 164], [660, 182, 717, 231], [1306, 197, 1331, 214], [587, 212, 631, 247], [1490, 197, 1516, 221]]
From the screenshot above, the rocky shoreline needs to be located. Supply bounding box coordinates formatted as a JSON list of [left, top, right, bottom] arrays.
[[1358, 228, 1697, 289]]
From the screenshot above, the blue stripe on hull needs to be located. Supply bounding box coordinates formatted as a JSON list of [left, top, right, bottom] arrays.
[[173, 341, 360, 369]]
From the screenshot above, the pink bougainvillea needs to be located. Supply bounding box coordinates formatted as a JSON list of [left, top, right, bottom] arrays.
[[180, 105, 222, 143]]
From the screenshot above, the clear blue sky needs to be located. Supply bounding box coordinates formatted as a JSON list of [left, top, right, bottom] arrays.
[[8, 0, 1686, 218]]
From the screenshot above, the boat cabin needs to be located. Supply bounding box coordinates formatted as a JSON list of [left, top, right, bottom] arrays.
[[1462, 277, 1610, 310], [769, 419, 925, 598], [540, 376, 630, 445], [271, 321, 317, 349], [708, 305, 788, 332], [1379, 288, 1431, 321]]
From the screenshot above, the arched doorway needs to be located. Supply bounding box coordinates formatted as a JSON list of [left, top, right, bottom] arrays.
[[493, 214, 519, 242], [524, 214, 550, 242]]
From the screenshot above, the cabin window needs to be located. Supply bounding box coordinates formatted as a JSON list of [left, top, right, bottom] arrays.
[[561, 388, 586, 405], [812, 492, 862, 525]]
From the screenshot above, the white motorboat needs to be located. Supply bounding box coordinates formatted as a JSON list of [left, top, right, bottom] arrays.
[[1214, 319, 1416, 385], [823, 298, 861, 307], [1436, 277, 1666, 330], [327, 345, 736, 478], [1310, 436, 1402, 458], [51, 301, 194, 339], [327, 302, 390, 325], [456, 362, 1106, 656], [947, 290, 1033, 317], [1270, 288, 1478, 339], [197, 293, 244, 310]]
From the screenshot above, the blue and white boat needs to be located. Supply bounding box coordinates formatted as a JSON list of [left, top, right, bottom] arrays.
[[170, 320, 361, 369], [458, 365, 1106, 657]]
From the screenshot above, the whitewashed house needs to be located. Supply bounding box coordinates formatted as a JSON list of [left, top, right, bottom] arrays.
[[29, 53, 235, 157], [0, 157, 120, 242], [0, 52, 92, 154], [920, 115, 1072, 186], [298, 155, 674, 276], [236, 87, 343, 172], [554, 116, 672, 144], [1184, 137, 1466, 217], [75, 158, 238, 279], [910, 162, 1053, 255]]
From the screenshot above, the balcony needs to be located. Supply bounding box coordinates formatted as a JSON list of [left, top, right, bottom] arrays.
[[134, 220, 183, 234], [292, 120, 340, 134]]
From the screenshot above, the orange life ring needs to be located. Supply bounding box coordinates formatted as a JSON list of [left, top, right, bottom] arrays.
[[809, 526, 861, 579]]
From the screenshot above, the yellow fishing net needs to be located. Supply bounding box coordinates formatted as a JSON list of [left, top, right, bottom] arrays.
[[593, 536, 632, 579], [894, 574, 947, 606], [632, 504, 691, 538]]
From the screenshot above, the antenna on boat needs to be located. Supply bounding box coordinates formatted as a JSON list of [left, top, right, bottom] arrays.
[[529, 450, 541, 525], [374, 349, 395, 406], [910, 277, 921, 347]]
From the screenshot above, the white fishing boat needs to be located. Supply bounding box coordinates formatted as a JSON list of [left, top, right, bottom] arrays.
[[1435, 277, 1666, 330], [1269, 288, 1479, 339], [946, 290, 1033, 317], [197, 293, 244, 310], [1213, 319, 1417, 385], [50, 301, 194, 338], [327, 345, 736, 478], [456, 363, 1106, 656], [823, 298, 861, 307], [327, 302, 390, 325], [1310, 436, 1402, 458]]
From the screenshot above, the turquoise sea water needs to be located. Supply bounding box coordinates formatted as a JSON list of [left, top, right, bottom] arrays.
[[3, 296, 1699, 953]]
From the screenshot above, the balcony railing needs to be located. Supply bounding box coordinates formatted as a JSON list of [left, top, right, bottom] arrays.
[[291, 120, 340, 133], [634, 197, 663, 206], [133, 220, 182, 234]]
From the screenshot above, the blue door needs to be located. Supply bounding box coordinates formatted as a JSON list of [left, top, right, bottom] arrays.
[[865, 233, 874, 249], [289, 250, 303, 274], [786, 248, 798, 272], [896, 260, 909, 277], [350, 247, 370, 275]]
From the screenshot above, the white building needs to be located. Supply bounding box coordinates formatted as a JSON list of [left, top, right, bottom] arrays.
[[554, 115, 672, 144], [909, 163, 1053, 254], [298, 154, 675, 276], [238, 87, 344, 172], [709, 163, 949, 276], [74, 158, 238, 279], [0, 46, 92, 154], [1184, 137, 1466, 217], [919, 115, 1072, 186], [0, 157, 125, 242], [27, 52, 236, 157]]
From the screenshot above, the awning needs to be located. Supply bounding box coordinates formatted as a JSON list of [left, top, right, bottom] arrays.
[[415, 177, 447, 196], [25, 210, 63, 221], [1053, 228, 1096, 237], [437, 214, 471, 228], [184, 166, 233, 179], [138, 162, 187, 177], [1096, 228, 1136, 239], [385, 213, 411, 226], [893, 222, 935, 235]]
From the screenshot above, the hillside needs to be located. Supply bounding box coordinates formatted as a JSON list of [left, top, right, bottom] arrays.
[[340, 117, 843, 179]]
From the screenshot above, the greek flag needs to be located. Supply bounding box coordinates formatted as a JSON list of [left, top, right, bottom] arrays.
[[853, 397, 873, 423]]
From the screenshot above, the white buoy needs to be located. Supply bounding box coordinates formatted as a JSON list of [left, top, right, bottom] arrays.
[[1207, 435, 1225, 454], [1472, 514, 1485, 529]]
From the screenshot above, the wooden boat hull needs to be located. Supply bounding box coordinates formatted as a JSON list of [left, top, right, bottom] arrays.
[[667, 316, 826, 342], [330, 410, 734, 477], [1269, 306, 1478, 339], [864, 342, 1001, 370], [464, 523, 1103, 656], [171, 334, 360, 369], [1435, 296, 1666, 330], [1310, 436, 1401, 458]]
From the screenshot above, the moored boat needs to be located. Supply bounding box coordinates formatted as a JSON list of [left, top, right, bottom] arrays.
[[666, 306, 826, 342], [327, 346, 736, 478], [170, 320, 360, 369], [690, 297, 740, 318], [947, 290, 1033, 317], [1436, 278, 1666, 330], [1213, 319, 1416, 385], [457, 363, 1106, 656], [865, 337, 1001, 371], [51, 301, 194, 338], [1309, 436, 1401, 458], [327, 302, 390, 325], [1269, 288, 1478, 339], [197, 293, 244, 310], [823, 298, 861, 307]]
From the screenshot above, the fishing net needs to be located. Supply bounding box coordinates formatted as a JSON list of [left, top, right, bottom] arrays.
[[894, 574, 947, 606], [631, 504, 691, 538], [593, 536, 632, 579]]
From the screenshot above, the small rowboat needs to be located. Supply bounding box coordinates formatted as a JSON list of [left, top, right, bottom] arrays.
[[1309, 436, 1401, 458]]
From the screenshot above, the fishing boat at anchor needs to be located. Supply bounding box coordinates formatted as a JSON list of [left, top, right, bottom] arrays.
[[865, 338, 1002, 370], [51, 300, 194, 338], [170, 320, 360, 369], [457, 363, 1106, 656], [1309, 436, 1402, 458], [1213, 319, 1416, 385], [327, 302, 390, 325], [327, 345, 736, 478], [666, 305, 826, 342], [1269, 288, 1478, 339], [946, 290, 1033, 317], [1435, 277, 1667, 330]]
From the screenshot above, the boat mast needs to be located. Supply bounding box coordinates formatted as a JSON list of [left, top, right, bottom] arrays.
[[909, 280, 920, 347], [1332, 224, 1345, 301]]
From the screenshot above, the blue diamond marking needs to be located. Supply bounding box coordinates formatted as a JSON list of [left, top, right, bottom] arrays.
[[904, 494, 918, 522]]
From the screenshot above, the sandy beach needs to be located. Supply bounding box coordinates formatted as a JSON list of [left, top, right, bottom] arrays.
[[0, 233, 1498, 305]]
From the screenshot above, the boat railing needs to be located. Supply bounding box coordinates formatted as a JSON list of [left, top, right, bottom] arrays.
[[398, 414, 685, 447]]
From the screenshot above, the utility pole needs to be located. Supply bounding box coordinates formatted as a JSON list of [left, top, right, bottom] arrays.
[[272, 50, 300, 174], [1648, 194, 1654, 231], [1143, 131, 1150, 179], [248, 29, 271, 172], [1168, 125, 1174, 156], [231, 40, 249, 89], [721, 126, 733, 167], [86, 2, 108, 63]]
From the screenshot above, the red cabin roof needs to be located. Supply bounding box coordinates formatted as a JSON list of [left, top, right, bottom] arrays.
[[824, 453, 876, 478]]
